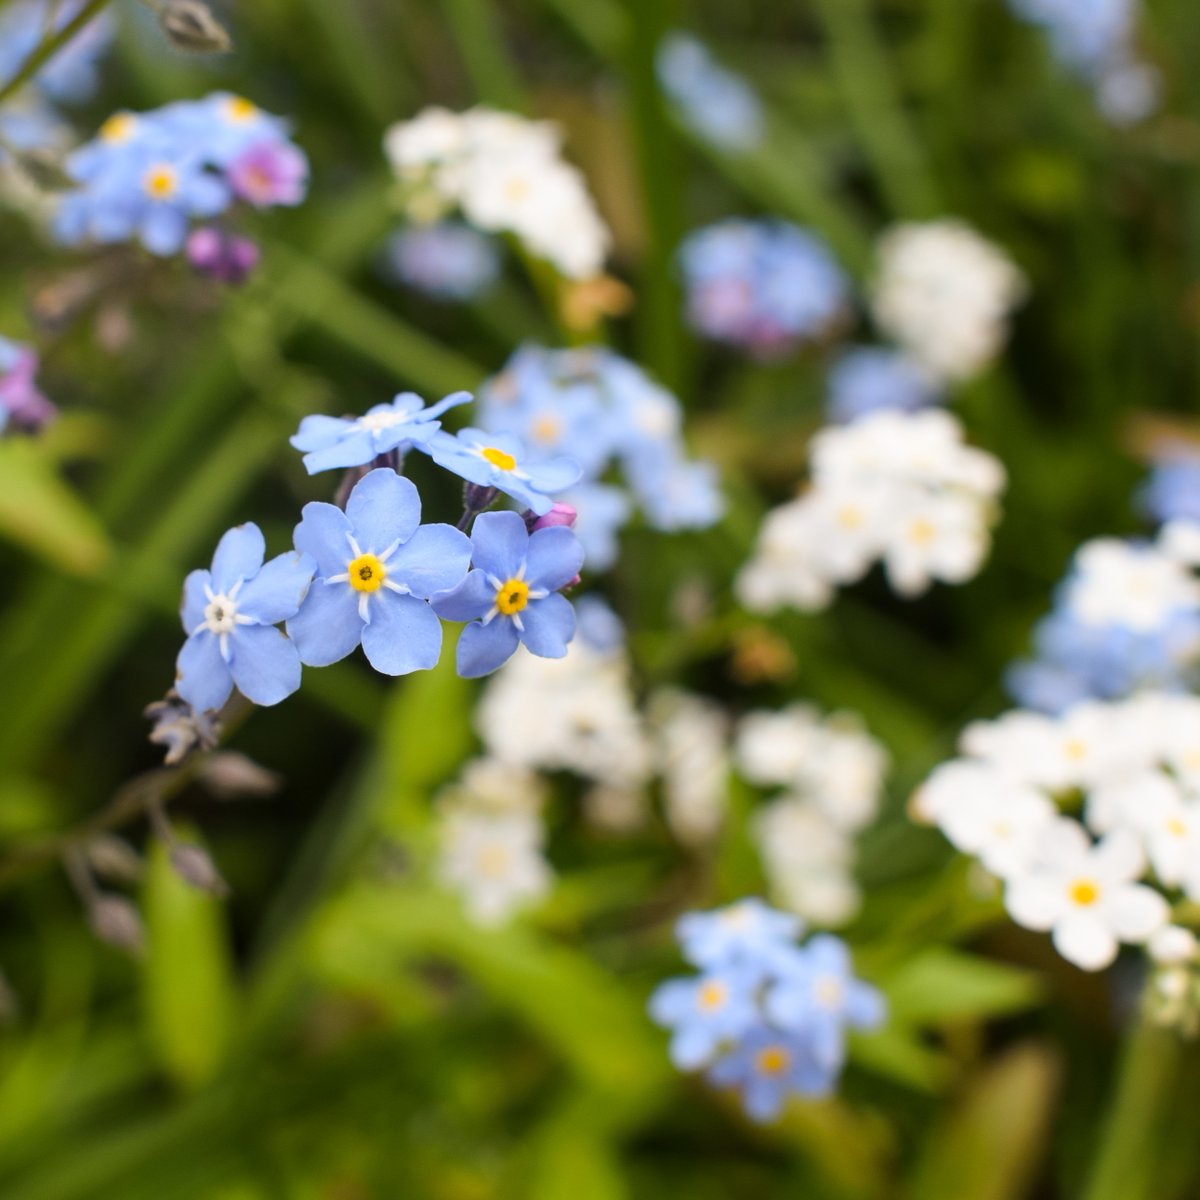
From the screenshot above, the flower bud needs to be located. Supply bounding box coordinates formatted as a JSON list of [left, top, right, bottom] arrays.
[[86, 835, 144, 885], [87, 895, 145, 955], [170, 843, 230, 897], [186, 227, 260, 286], [527, 502, 577, 533], [157, 0, 232, 54], [199, 751, 281, 800]]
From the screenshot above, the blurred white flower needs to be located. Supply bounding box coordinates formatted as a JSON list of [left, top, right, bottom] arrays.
[[1064, 537, 1200, 634], [871, 219, 1026, 382], [649, 689, 729, 846]]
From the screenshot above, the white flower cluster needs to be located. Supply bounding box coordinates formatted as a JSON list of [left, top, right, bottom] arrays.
[[871, 219, 1026, 383], [435, 759, 551, 926], [737, 409, 1006, 612], [914, 693, 1200, 971], [736, 704, 889, 926], [648, 690, 730, 846], [383, 106, 611, 280]]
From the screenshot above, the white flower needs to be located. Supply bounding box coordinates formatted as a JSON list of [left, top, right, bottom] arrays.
[[1149, 925, 1198, 966], [437, 808, 551, 926], [1064, 538, 1200, 633], [1004, 820, 1168, 970], [438, 757, 547, 815], [881, 492, 991, 597], [734, 705, 824, 787], [649, 690, 729, 846], [871, 218, 1026, 382]]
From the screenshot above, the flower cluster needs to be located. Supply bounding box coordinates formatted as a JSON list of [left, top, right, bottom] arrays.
[[436, 760, 551, 926], [1008, 0, 1158, 123], [54, 93, 308, 266], [871, 219, 1026, 383], [736, 705, 889, 926], [383, 106, 611, 281], [656, 33, 765, 152], [384, 220, 499, 301], [0, 334, 55, 433], [172, 391, 589, 718], [825, 345, 941, 424], [650, 900, 884, 1121], [1008, 525, 1200, 712], [679, 219, 849, 358], [912, 692, 1200, 972], [476, 344, 723, 568], [1141, 447, 1200, 526], [649, 690, 731, 847], [738, 408, 1006, 612]]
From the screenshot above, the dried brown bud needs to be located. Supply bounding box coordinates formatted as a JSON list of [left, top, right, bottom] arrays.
[[157, 0, 232, 54], [86, 834, 144, 885], [145, 690, 220, 765], [87, 895, 145, 955], [199, 751, 281, 800], [9, 148, 76, 193], [169, 843, 230, 897]]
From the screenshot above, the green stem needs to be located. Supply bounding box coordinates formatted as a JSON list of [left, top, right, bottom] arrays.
[[442, 0, 527, 109], [0, 0, 112, 106], [1082, 1016, 1183, 1200]]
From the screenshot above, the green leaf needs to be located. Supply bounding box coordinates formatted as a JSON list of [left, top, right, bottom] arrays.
[[882, 948, 1044, 1024], [141, 834, 237, 1089], [0, 440, 111, 576]]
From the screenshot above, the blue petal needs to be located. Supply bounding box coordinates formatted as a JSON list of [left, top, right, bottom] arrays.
[[524, 526, 584, 592], [302, 429, 376, 474], [517, 593, 575, 659], [140, 205, 188, 256], [293, 502, 354, 578], [471, 511, 527, 581], [430, 571, 494, 622], [846, 982, 886, 1030], [188, 173, 230, 217], [181, 568, 211, 633], [285, 580, 363, 666], [175, 631, 234, 712], [456, 619, 519, 678], [424, 431, 493, 486], [229, 625, 303, 706], [210, 523, 266, 593], [238, 551, 316, 624], [425, 389, 473, 419], [346, 468, 421, 552], [360, 593, 444, 675], [648, 978, 696, 1026], [671, 1025, 718, 1070], [290, 413, 353, 452], [807, 935, 851, 976], [527, 456, 583, 493], [386, 523, 472, 598]]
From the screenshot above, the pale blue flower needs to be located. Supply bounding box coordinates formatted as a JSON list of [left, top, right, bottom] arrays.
[[176, 523, 315, 712], [649, 970, 760, 1069], [826, 346, 941, 423], [707, 1026, 834, 1121], [657, 33, 764, 151], [676, 899, 802, 978], [386, 221, 500, 300], [290, 390, 471, 474], [286, 469, 471, 676]]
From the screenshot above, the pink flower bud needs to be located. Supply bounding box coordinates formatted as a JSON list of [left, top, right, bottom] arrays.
[[530, 502, 577, 532]]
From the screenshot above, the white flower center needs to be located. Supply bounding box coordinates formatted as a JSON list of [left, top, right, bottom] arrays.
[[203, 594, 240, 635], [359, 410, 409, 433], [814, 975, 844, 1009]]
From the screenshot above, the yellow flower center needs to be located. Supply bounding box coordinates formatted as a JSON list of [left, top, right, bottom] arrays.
[[697, 981, 727, 1012], [223, 96, 259, 123], [481, 446, 517, 472], [143, 163, 179, 201], [496, 578, 530, 615], [908, 517, 937, 546], [1063, 738, 1087, 762], [531, 414, 562, 444], [1167, 817, 1189, 838], [100, 112, 136, 144], [755, 1046, 791, 1076], [504, 176, 532, 203], [814, 976, 844, 1009], [836, 505, 864, 530], [348, 553, 386, 593], [477, 844, 511, 877], [1069, 878, 1100, 907]]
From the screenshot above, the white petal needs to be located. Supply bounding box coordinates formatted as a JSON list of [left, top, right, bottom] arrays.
[[1104, 883, 1168, 942], [1052, 914, 1118, 971], [1092, 830, 1146, 885], [1005, 876, 1062, 932]]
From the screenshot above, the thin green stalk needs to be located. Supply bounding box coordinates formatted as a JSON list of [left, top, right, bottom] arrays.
[[811, 0, 940, 219], [0, 0, 111, 106], [1082, 1017, 1183, 1200], [442, 0, 527, 109]]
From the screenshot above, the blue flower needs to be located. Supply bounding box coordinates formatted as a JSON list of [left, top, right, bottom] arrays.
[[764, 935, 886, 1073], [290, 390, 471, 475], [431, 511, 583, 678], [707, 1026, 834, 1121], [676, 899, 803, 977], [175, 523, 315, 713], [826, 346, 941, 424], [649, 970, 760, 1069], [286, 468, 471, 676], [574, 594, 625, 653], [422, 428, 581, 516], [0, 1, 113, 107], [657, 32, 765, 151], [386, 221, 500, 301], [560, 484, 630, 570], [1141, 451, 1200, 526]]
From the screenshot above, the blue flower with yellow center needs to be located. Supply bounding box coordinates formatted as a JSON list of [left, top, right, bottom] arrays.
[[431, 510, 583, 677], [707, 1026, 834, 1121], [649, 970, 759, 1069], [286, 468, 471, 676], [176, 523, 316, 713]]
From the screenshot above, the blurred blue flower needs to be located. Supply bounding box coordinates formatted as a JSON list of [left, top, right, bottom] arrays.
[[560, 483, 630, 570], [708, 1026, 834, 1121], [677, 898, 802, 977], [287, 468, 471, 676], [423, 428, 581, 516], [386, 221, 500, 301], [573, 594, 625, 652], [656, 32, 764, 151], [0, 1, 113, 107], [679, 219, 849, 357], [176, 523, 315, 712], [0, 334, 55, 432], [649, 970, 760, 1069], [826, 346, 941, 424], [1140, 450, 1200, 526], [290, 390, 471, 475], [431, 510, 583, 678]]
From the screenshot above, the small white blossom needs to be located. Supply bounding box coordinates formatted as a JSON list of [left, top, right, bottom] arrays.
[[649, 690, 729, 846]]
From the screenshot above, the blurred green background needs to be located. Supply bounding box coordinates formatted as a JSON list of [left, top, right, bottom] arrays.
[[3, 0, 1200, 1196]]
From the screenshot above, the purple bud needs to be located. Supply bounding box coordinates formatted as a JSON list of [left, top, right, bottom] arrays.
[[0, 343, 56, 432], [527, 502, 577, 532], [186, 227, 261, 285]]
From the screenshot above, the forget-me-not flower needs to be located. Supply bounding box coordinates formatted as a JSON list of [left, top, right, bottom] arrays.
[[386, 221, 501, 301], [676, 898, 802, 977], [290, 390, 471, 475], [826, 346, 941, 424], [0, 335, 55, 432], [287, 468, 471, 676], [431, 510, 583, 678], [422, 428, 581, 516], [176, 523, 316, 712], [707, 1026, 834, 1121], [649, 970, 760, 1069]]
